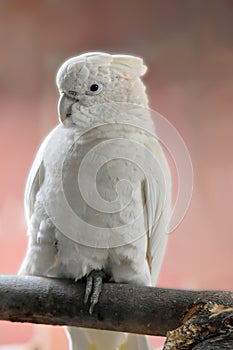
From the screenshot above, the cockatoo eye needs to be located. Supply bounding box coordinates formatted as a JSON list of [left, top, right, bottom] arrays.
[[87, 83, 103, 95], [68, 90, 78, 98]]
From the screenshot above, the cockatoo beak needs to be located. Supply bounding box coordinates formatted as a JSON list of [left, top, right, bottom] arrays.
[[58, 93, 75, 123]]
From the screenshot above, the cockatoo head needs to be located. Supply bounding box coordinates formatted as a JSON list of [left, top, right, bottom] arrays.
[[56, 52, 148, 123]]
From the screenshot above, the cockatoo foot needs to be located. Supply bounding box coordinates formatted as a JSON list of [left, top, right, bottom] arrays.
[[84, 269, 109, 314]]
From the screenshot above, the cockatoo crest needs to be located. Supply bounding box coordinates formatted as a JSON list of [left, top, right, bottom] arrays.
[[56, 52, 147, 87]]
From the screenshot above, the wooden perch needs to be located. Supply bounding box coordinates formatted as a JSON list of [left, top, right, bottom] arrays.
[[0, 275, 232, 349]]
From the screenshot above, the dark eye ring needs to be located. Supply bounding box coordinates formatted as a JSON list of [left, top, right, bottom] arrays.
[[68, 90, 78, 97], [88, 83, 103, 95]]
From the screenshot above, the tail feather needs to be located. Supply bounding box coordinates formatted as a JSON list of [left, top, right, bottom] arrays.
[[66, 327, 152, 350], [125, 333, 152, 350]]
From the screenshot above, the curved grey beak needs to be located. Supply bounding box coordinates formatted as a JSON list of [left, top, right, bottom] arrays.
[[58, 93, 75, 123]]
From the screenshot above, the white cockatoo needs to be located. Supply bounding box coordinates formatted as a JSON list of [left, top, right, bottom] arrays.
[[19, 52, 171, 350]]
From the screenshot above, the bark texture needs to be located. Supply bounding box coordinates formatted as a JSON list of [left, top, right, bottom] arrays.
[[0, 275, 232, 349]]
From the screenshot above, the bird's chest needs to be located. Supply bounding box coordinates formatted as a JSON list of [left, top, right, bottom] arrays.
[[42, 128, 146, 231]]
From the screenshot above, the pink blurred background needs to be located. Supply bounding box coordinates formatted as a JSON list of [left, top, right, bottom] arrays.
[[0, 1, 232, 349]]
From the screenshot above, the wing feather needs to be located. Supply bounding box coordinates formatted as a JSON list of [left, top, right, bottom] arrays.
[[24, 127, 59, 223], [144, 142, 172, 285]]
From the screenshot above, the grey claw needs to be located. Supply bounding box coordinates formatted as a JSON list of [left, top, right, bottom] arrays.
[[84, 270, 109, 314], [89, 276, 103, 314], [84, 275, 93, 304]]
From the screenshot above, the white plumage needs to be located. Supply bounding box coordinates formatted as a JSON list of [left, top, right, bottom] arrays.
[[19, 52, 171, 350]]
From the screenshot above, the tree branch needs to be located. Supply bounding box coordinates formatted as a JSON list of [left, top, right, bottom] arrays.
[[0, 275, 232, 349]]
